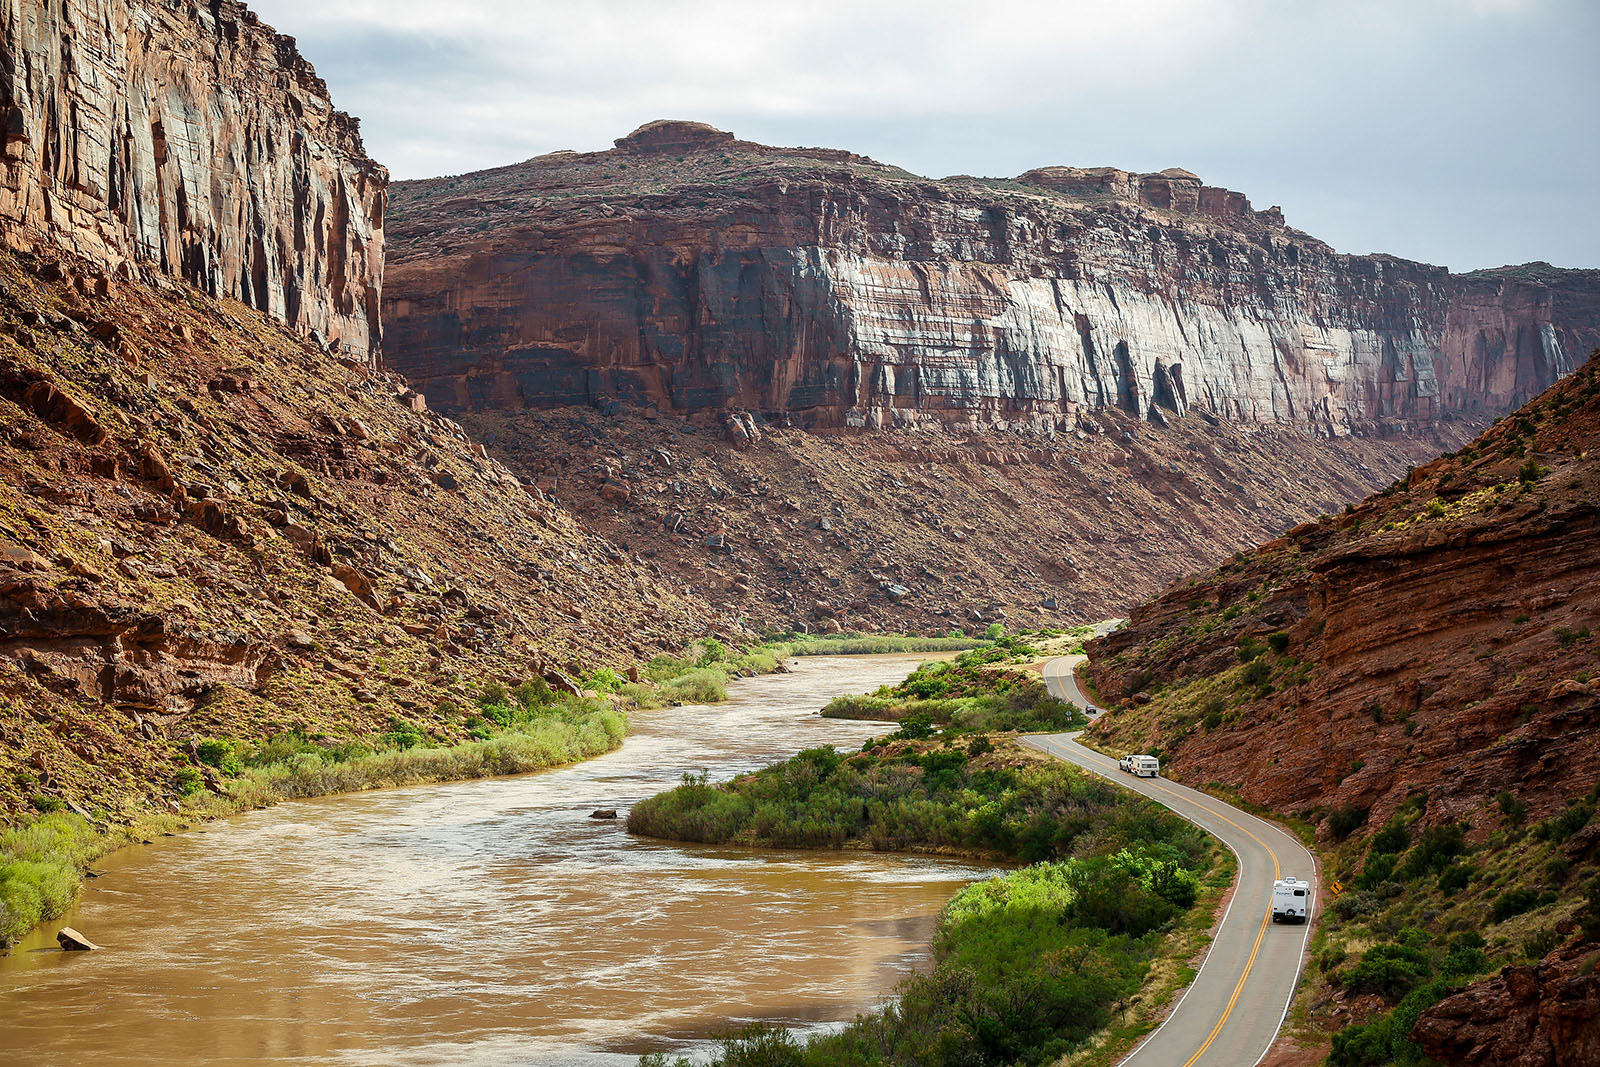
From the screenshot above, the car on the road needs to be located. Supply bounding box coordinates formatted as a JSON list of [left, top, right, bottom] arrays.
[[1084, 705, 1103, 716], [1118, 755, 1135, 772]]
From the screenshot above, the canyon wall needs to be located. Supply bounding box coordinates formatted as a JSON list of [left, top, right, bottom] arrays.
[[384, 121, 1594, 434], [0, 0, 386, 359]]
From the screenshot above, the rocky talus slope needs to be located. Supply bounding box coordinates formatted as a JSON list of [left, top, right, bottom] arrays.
[[0, 247, 715, 819], [0, 0, 386, 359], [384, 120, 1596, 434], [468, 405, 1471, 635], [1081, 351, 1600, 1065]]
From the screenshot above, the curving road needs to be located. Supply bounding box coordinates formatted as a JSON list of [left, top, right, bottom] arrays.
[[1028, 650, 1317, 1067]]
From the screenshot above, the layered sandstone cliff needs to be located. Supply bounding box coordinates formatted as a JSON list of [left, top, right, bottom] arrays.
[[384, 121, 1593, 434], [0, 0, 386, 359], [1084, 351, 1599, 828]]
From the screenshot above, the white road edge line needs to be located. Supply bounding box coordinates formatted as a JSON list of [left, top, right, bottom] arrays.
[[1033, 651, 1317, 1067], [1248, 866, 1318, 1067], [1026, 734, 1243, 1067]]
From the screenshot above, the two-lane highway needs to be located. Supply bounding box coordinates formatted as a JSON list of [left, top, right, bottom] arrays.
[[1029, 652, 1317, 1067]]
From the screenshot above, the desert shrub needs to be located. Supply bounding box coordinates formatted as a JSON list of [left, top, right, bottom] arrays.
[[892, 712, 936, 740], [379, 716, 428, 750], [659, 668, 729, 705], [1399, 822, 1466, 878], [1533, 796, 1596, 842], [195, 738, 243, 777], [1240, 659, 1273, 688], [1436, 864, 1474, 894], [174, 767, 205, 796], [1490, 887, 1540, 923], [1341, 939, 1432, 1000], [1579, 878, 1600, 942], [1370, 816, 1412, 854], [584, 667, 624, 693], [1330, 977, 1457, 1067], [1267, 631, 1291, 653], [1327, 805, 1368, 841], [1497, 790, 1528, 826]]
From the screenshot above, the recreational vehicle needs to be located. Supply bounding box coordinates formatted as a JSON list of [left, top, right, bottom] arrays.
[[1272, 877, 1310, 923]]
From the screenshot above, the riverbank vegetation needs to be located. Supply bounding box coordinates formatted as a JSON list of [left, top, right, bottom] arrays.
[[820, 638, 1081, 735], [2, 632, 992, 951], [593, 633, 991, 711], [633, 737, 1219, 1065], [1, 685, 627, 950]]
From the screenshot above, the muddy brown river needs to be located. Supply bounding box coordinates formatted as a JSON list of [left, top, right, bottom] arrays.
[[0, 654, 996, 1066]]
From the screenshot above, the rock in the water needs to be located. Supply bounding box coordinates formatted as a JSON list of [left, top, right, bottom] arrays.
[[56, 927, 99, 951], [589, 809, 619, 820]]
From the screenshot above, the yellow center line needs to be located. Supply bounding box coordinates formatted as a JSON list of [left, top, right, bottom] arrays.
[[1047, 738, 1293, 1067]]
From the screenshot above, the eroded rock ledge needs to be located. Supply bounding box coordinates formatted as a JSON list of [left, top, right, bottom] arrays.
[[0, 0, 387, 360], [384, 120, 1598, 435]]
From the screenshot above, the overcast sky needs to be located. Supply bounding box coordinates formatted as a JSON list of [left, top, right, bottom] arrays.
[[251, 0, 1598, 271]]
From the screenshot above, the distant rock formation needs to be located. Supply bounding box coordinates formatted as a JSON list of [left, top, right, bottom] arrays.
[[0, 0, 387, 360], [383, 121, 1596, 435]]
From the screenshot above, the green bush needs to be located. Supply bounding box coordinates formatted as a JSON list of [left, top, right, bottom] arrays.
[[1327, 805, 1368, 840], [1490, 887, 1540, 923], [1533, 796, 1595, 842], [1267, 631, 1290, 653], [174, 767, 205, 796], [1330, 977, 1457, 1067], [1497, 790, 1528, 826], [659, 668, 729, 705], [195, 738, 243, 777], [0, 813, 106, 948], [1435, 864, 1473, 893], [1399, 822, 1465, 878], [1341, 940, 1432, 1000], [1240, 659, 1272, 688], [1370, 817, 1412, 854]]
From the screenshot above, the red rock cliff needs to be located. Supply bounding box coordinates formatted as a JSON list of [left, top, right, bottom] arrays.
[[0, 0, 387, 360], [383, 121, 1594, 433]]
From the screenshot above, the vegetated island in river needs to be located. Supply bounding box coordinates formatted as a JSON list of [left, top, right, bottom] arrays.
[[628, 645, 1229, 1067], [0, 631, 984, 952]]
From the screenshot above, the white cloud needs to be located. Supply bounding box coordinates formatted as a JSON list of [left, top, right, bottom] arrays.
[[248, 0, 1598, 270]]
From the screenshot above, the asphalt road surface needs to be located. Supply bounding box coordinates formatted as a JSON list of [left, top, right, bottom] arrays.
[[1028, 649, 1317, 1067]]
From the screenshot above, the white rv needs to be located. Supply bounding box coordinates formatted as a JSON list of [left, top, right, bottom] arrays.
[[1131, 755, 1160, 778], [1272, 877, 1310, 924]]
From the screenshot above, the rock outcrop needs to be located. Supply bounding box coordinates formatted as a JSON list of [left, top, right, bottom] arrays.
[[0, 0, 386, 360], [1411, 945, 1600, 1067], [383, 121, 1594, 434], [1084, 350, 1600, 832]]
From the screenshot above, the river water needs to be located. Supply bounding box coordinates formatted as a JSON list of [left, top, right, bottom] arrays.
[[0, 654, 996, 1066]]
